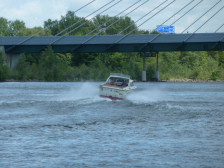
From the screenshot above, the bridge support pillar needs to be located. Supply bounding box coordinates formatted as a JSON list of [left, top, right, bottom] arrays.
[[0, 46, 21, 68], [142, 54, 146, 81], [155, 52, 159, 81]]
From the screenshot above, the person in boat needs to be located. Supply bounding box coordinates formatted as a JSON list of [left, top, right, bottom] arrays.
[[122, 80, 128, 86], [107, 77, 129, 87], [108, 77, 115, 85]]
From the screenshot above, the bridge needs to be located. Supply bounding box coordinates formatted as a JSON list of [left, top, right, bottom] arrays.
[[1, 0, 224, 80], [1, 0, 224, 55], [1, 33, 224, 54], [1, 33, 223, 81]]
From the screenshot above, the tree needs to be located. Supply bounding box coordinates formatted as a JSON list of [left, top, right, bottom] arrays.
[[0, 51, 4, 65], [14, 54, 30, 80], [8, 20, 26, 36], [39, 46, 69, 81], [1, 13, 224, 82], [0, 18, 26, 36], [18, 27, 51, 36], [218, 51, 224, 68], [0, 17, 10, 36], [44, 19, 60, 36], [0, 51, 11, 81]]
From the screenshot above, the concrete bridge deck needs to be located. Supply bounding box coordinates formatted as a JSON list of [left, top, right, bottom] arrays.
[[0, 33, 224, 54]]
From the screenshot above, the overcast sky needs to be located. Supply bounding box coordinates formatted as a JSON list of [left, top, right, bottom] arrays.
[[0, 0, 223, 33]]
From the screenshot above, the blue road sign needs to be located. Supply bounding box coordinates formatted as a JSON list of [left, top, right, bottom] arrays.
[[157, 25, 175, 33]]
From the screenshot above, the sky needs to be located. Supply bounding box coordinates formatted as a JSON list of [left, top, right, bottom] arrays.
[[0, 0, 223, 34]]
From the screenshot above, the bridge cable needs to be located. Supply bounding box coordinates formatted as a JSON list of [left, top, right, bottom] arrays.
[[5, 0, 96, 52], [72, 0, 97, 14], [71, 0, 151, 52], [86, 0, 145, 35], [113, 0, 176, 46], [181, 0, 222, 33], [49, 0, 121, 45], [156, 0, 204, 34], [183, 0, 222, 42], [216, 27, 224, 51], [138, 0, 204, 51], [128, 0, 176, 34], [66, 0, 123, 35], [25, 0, 97, 38], [215, 23, 224, 33], [44, 0, 96, 33], [194, 5, 224, 33], [147, 0, 196, 44], [75, 0, 165, 52], [154, 0, 195, 33], [55, 0, 116, 36], [98, 0, 150, 35], [85, 0, 150, 38], [118, 0, 168, 35]]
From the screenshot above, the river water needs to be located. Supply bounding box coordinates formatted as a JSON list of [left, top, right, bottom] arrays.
[[0, 82, 224, 168]]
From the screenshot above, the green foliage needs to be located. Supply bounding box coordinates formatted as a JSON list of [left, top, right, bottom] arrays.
[[157, 51, 224, 81], [0, 17, 26, 36], [8, 20, 26, 36], [14, 46, 70, 81], [0, 51, 11, 81], [0, 51, 4, 65], [14, 54, 30, 80], [38, 46, 70, 81], [210, 70, 220, 81], [1, 13, 224, 81], [0, 17, 10, 36], [0, 65, 10, 81]]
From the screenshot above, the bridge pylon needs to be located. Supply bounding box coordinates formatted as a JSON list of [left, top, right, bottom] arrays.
[[140, 52, 159, 82], [142, 53, 146, 82], [0, 46, 21, 68], [155, 52, 159, 81]]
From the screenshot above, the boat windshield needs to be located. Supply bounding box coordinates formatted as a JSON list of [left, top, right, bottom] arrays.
[[107, 77, 129, 86]]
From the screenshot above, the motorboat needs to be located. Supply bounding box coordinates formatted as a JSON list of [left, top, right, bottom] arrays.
[[99, 73, 136, 100]]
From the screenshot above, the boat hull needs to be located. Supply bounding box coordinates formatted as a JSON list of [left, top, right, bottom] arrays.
[[99, 86, 134, 100], [100, 95, 123, 100]]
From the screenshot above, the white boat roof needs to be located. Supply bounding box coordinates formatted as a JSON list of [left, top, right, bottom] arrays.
[[109, 73, 131, 79]]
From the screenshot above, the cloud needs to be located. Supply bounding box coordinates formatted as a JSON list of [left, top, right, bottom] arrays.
[[0, 0, 223, 33], [0, 0, 68, 27]]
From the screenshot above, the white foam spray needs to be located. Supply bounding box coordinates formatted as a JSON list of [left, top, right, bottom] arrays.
[[59, 82, 106, 104], [126, 88, 169, 105]]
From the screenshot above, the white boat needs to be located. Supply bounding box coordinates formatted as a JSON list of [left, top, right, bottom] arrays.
[[99, 73, 136, 100]]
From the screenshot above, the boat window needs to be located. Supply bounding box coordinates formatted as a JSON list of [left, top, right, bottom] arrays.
[[115, 78, 129, 86], [123, 79, 129, 86], [107, 77, 115, 84], [107, 77, 129, 86]]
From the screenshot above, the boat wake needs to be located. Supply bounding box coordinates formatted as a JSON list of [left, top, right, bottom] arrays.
[[57, 83, 170, 106], [126, 88, 169, 105], [58, 83, 110, 105]]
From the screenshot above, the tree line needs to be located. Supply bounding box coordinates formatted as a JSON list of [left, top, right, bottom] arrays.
[[0, 11, 224, 81]]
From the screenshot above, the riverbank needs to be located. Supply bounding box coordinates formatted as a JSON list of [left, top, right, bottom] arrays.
[[163, 78, 224, 82], [2, 78, 224, 83]]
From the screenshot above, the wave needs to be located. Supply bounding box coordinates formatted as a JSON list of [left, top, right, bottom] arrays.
[[126, 88, 170, 105], [57, 83, 110, 105], [58, 83, 171, 106]]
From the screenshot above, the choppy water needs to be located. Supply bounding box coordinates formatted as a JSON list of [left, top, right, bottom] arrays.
[[0, 82, 224, 168]]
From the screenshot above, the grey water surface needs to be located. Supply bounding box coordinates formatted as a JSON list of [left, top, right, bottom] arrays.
[[0, 82, 224, 168]]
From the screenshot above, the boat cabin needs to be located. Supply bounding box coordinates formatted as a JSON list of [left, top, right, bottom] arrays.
[[100, 73, 136, 100], [105, 73, 134, 87]]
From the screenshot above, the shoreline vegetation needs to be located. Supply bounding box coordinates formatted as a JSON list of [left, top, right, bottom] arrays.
[[1, 11, 224, 82], [0, 78, 224, 83], [2, 81, 224, 83], [3, 78, 224, 83]]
